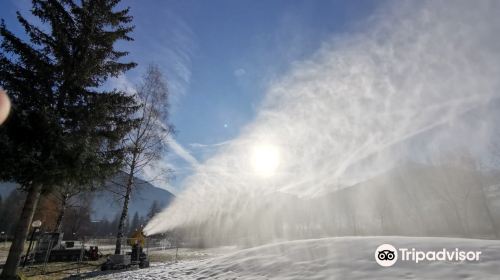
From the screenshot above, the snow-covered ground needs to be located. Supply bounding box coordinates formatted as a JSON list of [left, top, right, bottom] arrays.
[[92, 237, 500, 279]]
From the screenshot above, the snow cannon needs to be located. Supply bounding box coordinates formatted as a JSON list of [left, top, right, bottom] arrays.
[[101, 230, 149, 271], [128, 230, 146, 247]]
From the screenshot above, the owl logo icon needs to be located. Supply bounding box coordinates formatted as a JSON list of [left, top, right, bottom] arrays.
[[375, 244, 398, 267]]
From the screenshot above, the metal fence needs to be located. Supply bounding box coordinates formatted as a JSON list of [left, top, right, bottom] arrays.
[[86, 237, 175, 255], [21, 236, 175, 276]]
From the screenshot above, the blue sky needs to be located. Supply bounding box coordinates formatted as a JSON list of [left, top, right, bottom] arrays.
[[0, 0, 384, 191]]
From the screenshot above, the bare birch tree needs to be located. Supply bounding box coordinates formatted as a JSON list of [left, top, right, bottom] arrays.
[[113, 65, 174, 254]]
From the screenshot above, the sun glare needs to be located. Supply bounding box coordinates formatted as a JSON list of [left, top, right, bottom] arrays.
[[251, 144, 280, 177]]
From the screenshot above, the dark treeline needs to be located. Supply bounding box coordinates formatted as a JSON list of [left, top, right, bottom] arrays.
[[0, 190, 24, 237], [0, 188, 161, 240]]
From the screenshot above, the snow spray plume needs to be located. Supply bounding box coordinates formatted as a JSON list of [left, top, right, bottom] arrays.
[[145, 0, 500, 245]]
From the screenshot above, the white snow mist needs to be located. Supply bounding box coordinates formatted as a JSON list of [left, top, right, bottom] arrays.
[[145, 1, 500, 245]]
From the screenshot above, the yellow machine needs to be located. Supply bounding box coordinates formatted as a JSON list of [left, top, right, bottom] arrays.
[[128, 230, 146, 247], [102, 230, 149, 271]]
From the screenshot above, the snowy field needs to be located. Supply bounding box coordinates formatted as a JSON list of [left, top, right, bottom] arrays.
[[91, 236, 500, 279]]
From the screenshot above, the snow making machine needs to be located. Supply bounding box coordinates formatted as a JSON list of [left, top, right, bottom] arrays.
[[101, 230, 150, 271]]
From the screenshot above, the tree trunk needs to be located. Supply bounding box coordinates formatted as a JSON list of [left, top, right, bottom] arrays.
[[115, 172, 134, 255], [55, 193, 68, 233], [1, 183, 42, 280]]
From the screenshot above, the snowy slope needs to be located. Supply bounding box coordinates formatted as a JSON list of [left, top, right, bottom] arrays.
[[92, 236, 500, 279]]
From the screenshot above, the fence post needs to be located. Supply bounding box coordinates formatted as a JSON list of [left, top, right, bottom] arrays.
[[77, 238, 85, 275], [42, 239, 53, 274]]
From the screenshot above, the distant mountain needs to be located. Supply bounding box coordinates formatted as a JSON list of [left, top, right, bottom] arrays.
[[0, 182, 18, 197], [0, 172, 175, 221], [92, 171, 175, 220]]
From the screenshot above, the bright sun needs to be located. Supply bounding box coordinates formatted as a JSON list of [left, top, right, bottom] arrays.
[[251, 144, 280, 177]]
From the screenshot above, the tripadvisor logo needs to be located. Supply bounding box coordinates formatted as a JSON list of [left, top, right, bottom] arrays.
[[375, 244, 482, 267], [375, 244, 397, 267]]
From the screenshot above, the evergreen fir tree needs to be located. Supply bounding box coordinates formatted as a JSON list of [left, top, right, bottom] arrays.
[[130, 211, 140, 234], [0, 1, 137, 278], [147, 200, 161, 220]]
